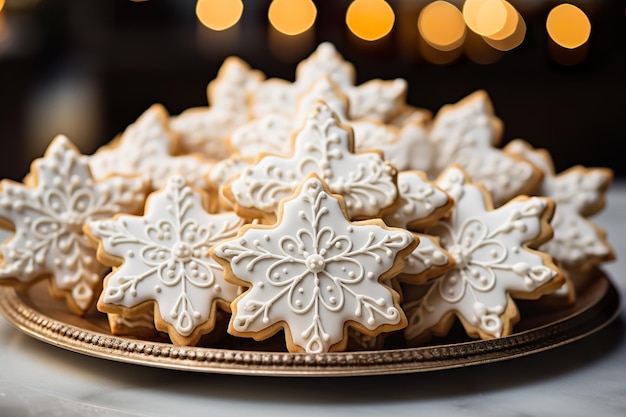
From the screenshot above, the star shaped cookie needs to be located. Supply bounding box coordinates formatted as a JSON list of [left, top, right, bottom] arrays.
[[0, 135, 149, 314], [90, 104, 214, 192], [427, 90, 542, 205], [250, 42, 410, 123], [170, 57, 265, 159], [505, 139, 614, 272], [87, 175, 245, 346], [212, 175, 416, 353], [403, 166, 564, 344], [225, 101, 399, 222]]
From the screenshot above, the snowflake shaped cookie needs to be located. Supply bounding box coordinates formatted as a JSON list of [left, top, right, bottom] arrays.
[[428, 91, 541, 205], [228, 77, 350, 160], [383, 170, 452, 231], [226, 101, 399, 222], [90, 104, 214, 191], [206, 155, 252, 213], [170, 57, 265, 159], [213, 175, 415, 353], [87, 175, 245, 346], [397, 233, 454, 284], [403, 166, 564, 344], [381, 171, 455, 283], [0, 135, 149, 314], [250, 42, 407, 123], [230, 76, 431, 172], [505, 139, 614, 271], [353, 121, 435, 172]]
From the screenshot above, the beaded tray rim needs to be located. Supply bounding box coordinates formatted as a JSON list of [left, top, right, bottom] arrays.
[[0, 272, 620, 377]]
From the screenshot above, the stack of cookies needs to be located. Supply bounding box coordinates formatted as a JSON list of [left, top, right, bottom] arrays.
[[0, 43, 614, 354]]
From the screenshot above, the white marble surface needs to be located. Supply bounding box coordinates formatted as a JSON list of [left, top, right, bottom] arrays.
[[1, 184, 625, 417]]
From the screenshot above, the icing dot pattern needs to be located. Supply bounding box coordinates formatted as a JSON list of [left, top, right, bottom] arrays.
[[0, 136, 148, 314], [404, 167, 563, 342], [506, 139, 614, 271], [88, 175, 244, 346], [228, 102, 398, 220], [214, 176, 414, 353], [89, 104, 214, 192]]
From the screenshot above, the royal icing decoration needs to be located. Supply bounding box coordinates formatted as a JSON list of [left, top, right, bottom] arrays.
[[213, 176, 415, 353], [228, 113, 293, 160], [403, 167, 563, 343], [229, 76, 428, 172], [346, 78, 407, 122], [206, 155, 252, 212], [88, 175, 245, 346], [170, 57, 264, 159], [250, 43, 407, 124], [427, 91, 540, 205], [226, 102, 399, 221], [90, 104, 214, 191], [505, 139, 614, 271], [228, 77, 350, 160], [0, 135, 148, 314], [399, 233, 453, 283], [383, 170, 452, 230], [353, 121, 435, 172]]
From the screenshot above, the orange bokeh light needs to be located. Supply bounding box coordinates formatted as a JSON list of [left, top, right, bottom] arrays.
[[547, 3, 591, 49], [464, 0, 508, 37], [418, 1, 466, 52], [269, 0, 316, 36], [346, 0, 395, 41], [196, 0, 243, 31]]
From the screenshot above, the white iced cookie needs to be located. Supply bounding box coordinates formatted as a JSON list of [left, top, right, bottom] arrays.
[[170, 57, 264, 159], [403, 166, 564, 344], [206, 155, 252, 212], [380, 171, 454, 284], [354, 121, 436, 173], [90, 104, 214, 191], [294, 77, 350, 127], [230, 77, 423, 169], [250, 42, 407, 124], [428, 90, 541, 205], [87, 175, 245, 346], [399, 233, 453, 283], [108, 311, 160, 339], [383, 170, 452, 230], [505, 139, 614, 272], [225, 101, 399, 222], [0, 135, 149, 315], [212, 175, 416, 353], [389, 104, 432, 128], [228, 77, 350, 160], [228, 113, 293, 160], [346, 78, 407, 122]]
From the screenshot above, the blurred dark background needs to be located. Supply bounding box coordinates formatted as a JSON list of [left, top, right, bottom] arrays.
[[0, 0, 625, 181]]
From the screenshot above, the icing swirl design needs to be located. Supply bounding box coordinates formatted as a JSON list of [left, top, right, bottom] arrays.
[[88, 175, 244, 346], [404, 167, 563, 342], [213, 176, 415, 353], [428, 91, 540, 205], [250, 42, 406, 125], [0, 135, 148, 314], [227, 102, 398, 221], [505, 139, 614, 272], [90, 104, 214, 191], [383, 171, 451, 230]]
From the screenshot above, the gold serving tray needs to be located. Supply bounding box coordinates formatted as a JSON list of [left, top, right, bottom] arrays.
[[0, 271, 620, 377]]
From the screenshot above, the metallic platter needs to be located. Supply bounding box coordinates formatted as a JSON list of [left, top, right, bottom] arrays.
[[0, 271, 620, 377]]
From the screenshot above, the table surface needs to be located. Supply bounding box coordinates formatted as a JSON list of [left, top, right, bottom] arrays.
[[1, 183, 625, 417]]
